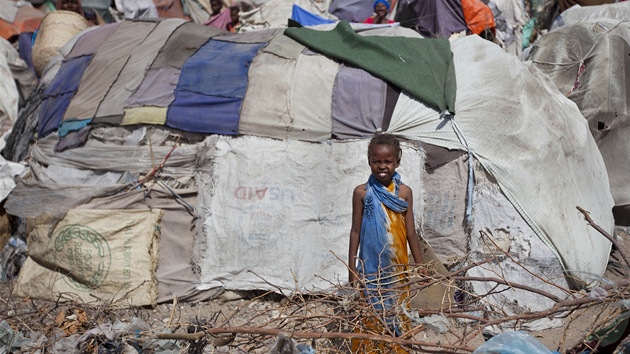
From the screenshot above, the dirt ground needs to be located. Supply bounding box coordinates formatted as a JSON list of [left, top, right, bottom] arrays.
[[1, 227, 629, 353]]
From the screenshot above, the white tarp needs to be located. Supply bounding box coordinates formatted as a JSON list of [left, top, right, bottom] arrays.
[[526, 20, 630, 210], [0, 37, 26, 201], [196, 136, 424, 292], [388, 35, 614, 284], [239, 0, 338, 31], [467, 167, 570, 331], [550, 2, 630, 30]]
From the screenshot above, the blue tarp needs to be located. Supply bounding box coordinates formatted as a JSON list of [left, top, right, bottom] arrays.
[[174, 40, 263, 98], [58, 119, 93, 137], [41, 55, 92, 98], [38, 93, 75, 138], [37, 56, 92, 137], [167, 92, 242, 134], [291, 5, 337, 26], [167, 39, 264, 134]]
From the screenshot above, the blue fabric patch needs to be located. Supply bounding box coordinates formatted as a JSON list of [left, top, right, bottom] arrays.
[[167, 91, 241, 134], [291, 5, 336, 26], [38, 93, 74, 137], [58, 118, 93, 137], [176, 40, 264, 98], [42, 55, 92, 97]]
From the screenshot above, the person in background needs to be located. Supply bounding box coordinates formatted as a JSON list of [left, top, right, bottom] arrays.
[[210, 0, 223, 17], [204, 0, 233, 30], [362, 0, 395, 24], [226, 6, 240, 33], [56, 0, 83, 15]]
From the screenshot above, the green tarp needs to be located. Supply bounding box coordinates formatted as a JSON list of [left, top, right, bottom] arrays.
[[284, 21, 456, 114]]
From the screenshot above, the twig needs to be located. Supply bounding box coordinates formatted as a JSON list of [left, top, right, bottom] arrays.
[[157, 331, 206, 340], [577, 206, 630, 268]]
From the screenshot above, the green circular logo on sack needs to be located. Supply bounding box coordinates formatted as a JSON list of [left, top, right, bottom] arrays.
[[53, 224, 111, 291]]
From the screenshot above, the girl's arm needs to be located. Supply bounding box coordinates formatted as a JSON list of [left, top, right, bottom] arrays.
[[402, 186, 424, 264], [348, 185, 364, 285]]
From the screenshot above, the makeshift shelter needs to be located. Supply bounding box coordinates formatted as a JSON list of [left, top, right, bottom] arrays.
[[525, 17, 630, 225], [2, 19, 614, 330], [239, 0, 338, 30], [391, 0, 495, 38], [0, 1, 45, 41], [488, 0, 528, 55], [549, 1, 630, 30]]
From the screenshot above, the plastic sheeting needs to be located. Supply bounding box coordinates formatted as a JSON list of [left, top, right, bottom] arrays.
[[291, 5, 337, 26], [388, 35, 614, 285], [527, 20, 630, 211], [550, 2, 630, 30], [467, 167, 570, 331], [195, 136, 424, 292], [0, 37, 18, 134]]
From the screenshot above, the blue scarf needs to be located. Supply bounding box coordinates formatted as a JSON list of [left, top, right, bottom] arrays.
[[358, 172, 409, 334], [358, 172, 408, 283]]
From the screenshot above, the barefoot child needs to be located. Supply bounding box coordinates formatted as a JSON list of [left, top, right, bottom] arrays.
[[348, 133, 424, 353]]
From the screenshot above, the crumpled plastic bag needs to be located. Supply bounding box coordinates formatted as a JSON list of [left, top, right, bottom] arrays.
[[473, 331, 559, 354]]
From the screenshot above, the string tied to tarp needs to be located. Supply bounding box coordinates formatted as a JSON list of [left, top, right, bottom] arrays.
[[440, 110, 474, 226]]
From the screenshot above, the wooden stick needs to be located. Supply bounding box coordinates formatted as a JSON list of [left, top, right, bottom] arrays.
[[577, 206, 630, 268]]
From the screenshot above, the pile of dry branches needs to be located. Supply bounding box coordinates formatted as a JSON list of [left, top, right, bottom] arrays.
[[1, 209, 629, 353]]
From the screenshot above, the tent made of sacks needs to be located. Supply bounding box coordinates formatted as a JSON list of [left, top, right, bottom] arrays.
[[3, 19, 614, 330]]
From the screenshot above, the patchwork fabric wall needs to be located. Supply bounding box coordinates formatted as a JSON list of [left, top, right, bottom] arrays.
[[37, 19, 455, 150]]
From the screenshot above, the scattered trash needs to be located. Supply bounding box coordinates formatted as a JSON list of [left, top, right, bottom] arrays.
[[473, 331, 558, 354]]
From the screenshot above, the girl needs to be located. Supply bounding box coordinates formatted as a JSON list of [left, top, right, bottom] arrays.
[[348, 133, 424, 353]]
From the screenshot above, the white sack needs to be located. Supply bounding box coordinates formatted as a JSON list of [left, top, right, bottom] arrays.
[[197, 136, 424, 292]]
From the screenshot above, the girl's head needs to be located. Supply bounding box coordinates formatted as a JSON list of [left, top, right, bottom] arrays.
[[368, 133, 402, 161], [367, 134, 402, 186]]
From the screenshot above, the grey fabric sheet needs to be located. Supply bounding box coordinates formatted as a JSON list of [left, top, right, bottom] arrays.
[[5, 178, 126, 218], [331, 64, 387, 139], [64, 21, 158, 121], [78, 188, 218, 303], [150, 22, 223, 69], [213, 28, 280, 43], [67, 23, 121, 59], [125, 66, 180, 108], [95, 19, 185, 120], [328, 0, 373, 23]]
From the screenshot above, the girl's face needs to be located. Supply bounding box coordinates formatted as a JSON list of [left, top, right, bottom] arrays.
[[369, 144, 399, 186]]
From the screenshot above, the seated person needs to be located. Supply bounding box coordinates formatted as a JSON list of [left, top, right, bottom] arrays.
[[363, 0, 395, 24]]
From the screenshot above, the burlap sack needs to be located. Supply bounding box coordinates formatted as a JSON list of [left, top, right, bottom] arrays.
[[409, 240, 456, 311], [32, 10, 88, 77], [14, 209, 162, 307]]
